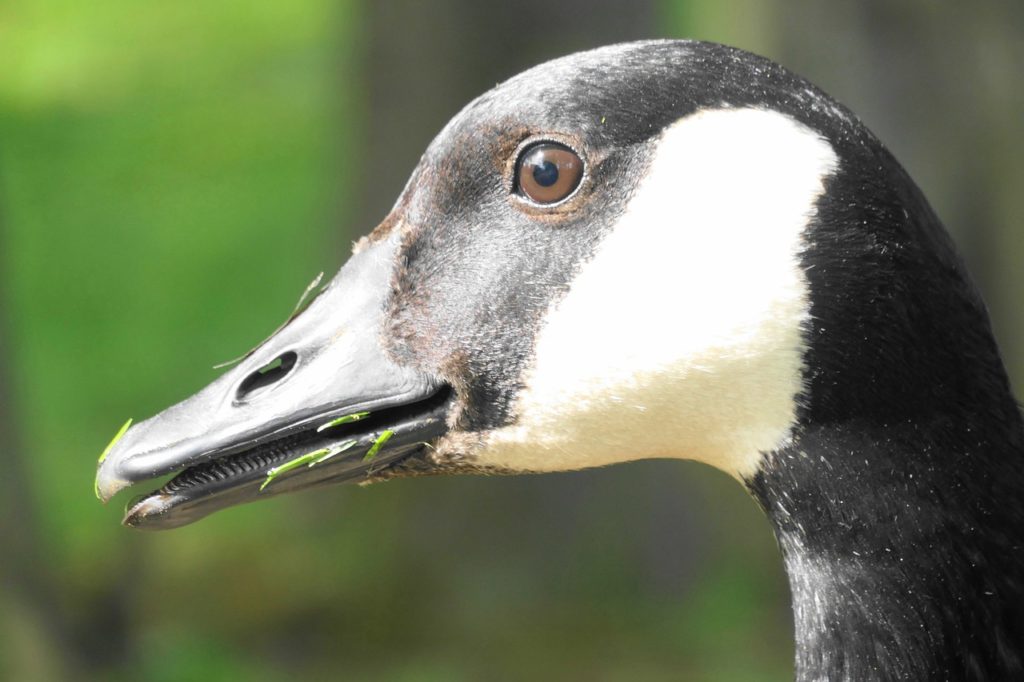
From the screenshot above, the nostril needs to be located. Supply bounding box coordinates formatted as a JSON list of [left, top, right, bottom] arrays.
[[235, 351, 298, 402]]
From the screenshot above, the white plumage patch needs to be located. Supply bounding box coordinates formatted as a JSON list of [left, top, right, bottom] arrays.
[[479, 107, 838, 480]]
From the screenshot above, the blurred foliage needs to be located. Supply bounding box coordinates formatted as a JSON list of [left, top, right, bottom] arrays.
[[0, 1, 1020, 681]]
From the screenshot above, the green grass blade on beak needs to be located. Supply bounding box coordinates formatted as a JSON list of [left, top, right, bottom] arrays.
[[98, 418, 133, 464], [308, 440, 357, 467], [363, 430, 394, 462], [260, 430, 395, 490], [316, 411, 370, 433], [259, 450, 324, 492]]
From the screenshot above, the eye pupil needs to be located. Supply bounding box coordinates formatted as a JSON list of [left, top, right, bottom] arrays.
[[532, 160, 559, 187], [515, 142, 584, 206]]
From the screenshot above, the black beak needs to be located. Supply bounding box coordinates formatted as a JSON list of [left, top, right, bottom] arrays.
[[95, 232, 451, 530]]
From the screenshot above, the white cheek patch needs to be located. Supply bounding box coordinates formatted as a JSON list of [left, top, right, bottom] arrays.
[[479, 107, 838, 480]]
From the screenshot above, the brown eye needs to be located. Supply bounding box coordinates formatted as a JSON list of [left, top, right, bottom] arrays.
[[515, 142, 584, 205]]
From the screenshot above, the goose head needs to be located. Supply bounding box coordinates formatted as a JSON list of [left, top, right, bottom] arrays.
[[95, 40, 1019, 568]]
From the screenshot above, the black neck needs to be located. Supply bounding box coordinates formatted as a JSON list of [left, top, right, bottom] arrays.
[[767, 108, 1024, 679], [749, 414, 1024, 681]]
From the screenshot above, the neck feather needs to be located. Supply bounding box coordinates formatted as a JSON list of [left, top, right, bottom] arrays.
[[748, 416, 1024, 682]]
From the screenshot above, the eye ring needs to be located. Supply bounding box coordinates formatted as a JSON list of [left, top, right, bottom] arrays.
[[513, 141, 585, 206]]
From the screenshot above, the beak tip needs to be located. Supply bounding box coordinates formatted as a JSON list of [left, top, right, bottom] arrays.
[[94, 417, 137, 503], [121, 493, 185, 530], [94, 467, 131, 504]]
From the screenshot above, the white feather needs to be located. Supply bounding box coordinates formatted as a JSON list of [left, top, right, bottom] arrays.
[[479, 107, 838, 480]]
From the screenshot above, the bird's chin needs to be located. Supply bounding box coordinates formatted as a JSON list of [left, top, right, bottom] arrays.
[[121, 387, 454, 531]]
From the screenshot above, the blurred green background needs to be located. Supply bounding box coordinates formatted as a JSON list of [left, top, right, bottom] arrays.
[[1, 1, 1021, 680]]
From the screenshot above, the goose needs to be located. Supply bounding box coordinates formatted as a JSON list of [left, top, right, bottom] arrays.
[[95, 40, 1024, 680]]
